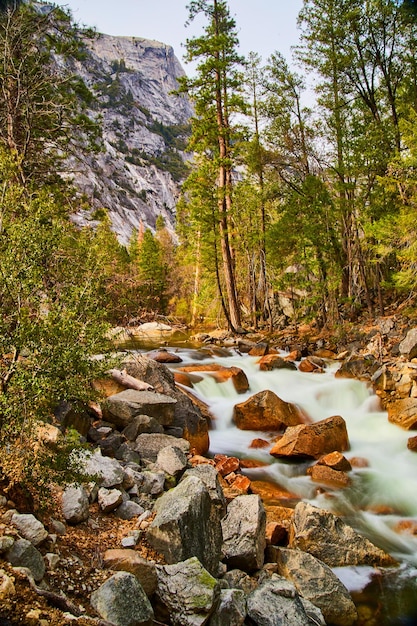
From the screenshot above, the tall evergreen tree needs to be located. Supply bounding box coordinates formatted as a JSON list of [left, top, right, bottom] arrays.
[[179, 0, 246, 331]]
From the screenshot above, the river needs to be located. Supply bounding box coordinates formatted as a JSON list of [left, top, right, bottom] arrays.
[[138, 341, 417, 624]]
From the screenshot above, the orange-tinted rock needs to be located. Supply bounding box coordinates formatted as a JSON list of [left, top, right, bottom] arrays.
[[407, 436, 417, 452], [249, 342, 269, 357], [394, 519, 417, 535], [317, 451, 352, 472], [264, 505, 294, 526], [149, 349, 183, 363], [215, 456, 240, 477], [233, 390, 307, 432], [349, 457, 370, 468], [269, 415, 349, 460], [249, 438, 271, 449], [298, 358, 323, 373], [387, 398, 417, 430], [189, 455, 216, 467], [258, 355, 297, 372], [177, 363, 249, 394], [239, 458, 269, 469], [250, 480, 300, 505], [92, 378, 125, 397], [173, 372, 195, 388], [314, 349, 337, 359], [228, 474, 251, 492], [307, 464, 351, 489], [266, 521, 288, 546], [284, 350, 302, 362], [182, 423, 210, 456]]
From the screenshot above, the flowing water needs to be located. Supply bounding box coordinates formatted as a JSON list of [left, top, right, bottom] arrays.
[[137, 343, 417, 624]]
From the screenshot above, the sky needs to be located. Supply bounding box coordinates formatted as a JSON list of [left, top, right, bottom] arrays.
[[54, 0, 305, 71]]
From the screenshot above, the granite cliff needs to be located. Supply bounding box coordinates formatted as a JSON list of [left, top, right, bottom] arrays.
[[68, 32, 192, 245]]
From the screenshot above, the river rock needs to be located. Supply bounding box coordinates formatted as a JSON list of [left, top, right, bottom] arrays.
[[269, 415, 349, 459], [269, 547, 358, 626], [258, 355, 297, 371], [10, 513, 48, 547], [154, 557, 220, 626], [233, 390, 306, 432], [103, 549, 157, 596], [155, 444, 188, 477], [209, 588, 246, 626], [134, 433, 190, 462], [246, 573, 312, 626], [90, 571, 154, 626], [222, 494, 266, 572], [307, 464, 351, 488], [61, 484, 90, 524], [148, 348, 183, 363], [249, 342, 269, 356], [147, 475, 223, 576], [103, 389, 177, 428], [124, 356, 210, 454], [6, 539, 45, 582], [181, 463, 227, 516], [298, 356, 324, 373], [407, 435, 417, 451], [386, 398, 417, 430], [399, 328, 417, 360], [318, 451, 352, 471], [289, 502, 396, 567], [335, 355, 380, 380]]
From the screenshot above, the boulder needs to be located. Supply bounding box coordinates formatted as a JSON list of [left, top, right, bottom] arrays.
[[248, 342, 269, 357], [407, 435, 417, 451], [90, 571, 154, 626], [134, 433, 190, 462], [6, 539, 45, 582], [124, 356, 210, 454], [222, 569, 258, 595], [246, 573, 312, 626], [317, 451, 352, 471], [269, 547, 357, 626], [155, 445, 188, 477], [335, 355, 380, 381], [269, 415, 349, 459], [103, 389, 177, 429], [387, 398, 417, 430], [103, 549, 158, 596], [181, 464, 227, 516], [147, 475, 223, 576], [222, 494, 266, 572], [154, 557, 220, 626], [61, 484, 90, 525], [258, 355, 297, 372], [209, 588, 246, 626], [307, 464, 351, 489], [10, 513, 48, 547], [233, 390, 306, 432], [289, 502, 396, 567], [298, 357, 324, 373], [399, 328, 417, 360]]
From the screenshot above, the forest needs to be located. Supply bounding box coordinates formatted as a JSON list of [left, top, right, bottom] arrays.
[[1, 0, 417, 479]]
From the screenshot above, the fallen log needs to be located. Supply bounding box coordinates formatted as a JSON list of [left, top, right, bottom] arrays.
[[109, 368, 154, 391]]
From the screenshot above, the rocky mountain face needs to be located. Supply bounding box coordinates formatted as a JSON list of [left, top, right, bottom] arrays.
[[68, 33, 193, 245]]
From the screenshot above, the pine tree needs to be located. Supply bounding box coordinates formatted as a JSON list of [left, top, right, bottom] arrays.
[[179, 0, 246, 331]]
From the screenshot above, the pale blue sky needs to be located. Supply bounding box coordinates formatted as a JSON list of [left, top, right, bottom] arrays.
[[55, 0, 304, 69]]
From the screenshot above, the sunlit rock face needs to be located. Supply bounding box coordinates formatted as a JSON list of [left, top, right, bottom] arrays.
[[67, 33, 192, 244]]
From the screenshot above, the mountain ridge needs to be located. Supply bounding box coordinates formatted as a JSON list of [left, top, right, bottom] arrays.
[[67, 31, 192, 245]]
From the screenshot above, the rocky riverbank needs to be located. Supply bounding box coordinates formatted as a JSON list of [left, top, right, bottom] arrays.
[[1, 316, 417, 625]]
